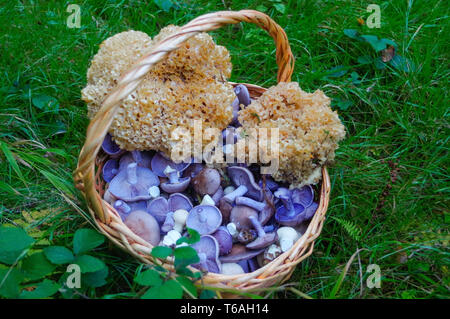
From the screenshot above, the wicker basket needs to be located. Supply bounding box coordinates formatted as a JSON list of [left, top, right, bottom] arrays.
[[74, 10, 331, 295]]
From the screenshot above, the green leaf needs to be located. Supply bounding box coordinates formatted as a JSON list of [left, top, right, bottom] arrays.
[[273, 3, 286, 14], [357, 55, 373, 64], [73, 254, 106, 273], [199, 289, 216, 299], [327, 65, 348, 78], [333, 98, 353, 111], [19, 279, 60, 299], [343, 29, 361, 40], [360, 35, 387, 52], [256, 5, 267, 12], [176, 276, 198, 298], [73, 228, 104, 255], [374, 56, 387, 69], [32, 94, 59, 111], [0, 141, 26, 186], [174, 246, 199, 269], [134, 268, 162, 286], [141, 279, 183, 299], [0, 267, 24, 298], [390, 54, 415, 72], [0, 226, 35, 264], [82, 266, 108, 288], [21, 251, 56, 281], [44, 246, 74, 265], [150, 246, 172, 259], [176, 228, 200, 245], [153, 0, 173, 12]]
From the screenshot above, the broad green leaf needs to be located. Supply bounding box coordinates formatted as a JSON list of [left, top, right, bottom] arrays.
[[0, 267, 24, 298], [141, 279, 183, 299], [273, 3, 286, 14], [44, 246, 74, 265], [32, 94, 59, 111], [82, 266, 108, 288], [73, 228, 104, 255], [176, 276, 198, 298], [135, 268, 162, 286], [343, 29, 361, 40], [21, 251, 56, 281], [176, 228, 200, 245], [73, 254, 106, 273], [0, 226, 35, 264], [360, 35, 387, 52], [174, 246, 199, 269], [19, 279, 60, 299], [150, 246, 172, 259], [153, 0, 173, 12], [374, 57, 387, 69], [357, 55, 373, 64]]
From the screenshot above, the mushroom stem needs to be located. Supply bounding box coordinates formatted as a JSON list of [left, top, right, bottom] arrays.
[[248, 215, 266, 238], [126, 163, 138, 185], [114, 200, 131, 215], [280, 195, 295, 216], [235, 197, 265, 211], [223, 185, 248, 203]]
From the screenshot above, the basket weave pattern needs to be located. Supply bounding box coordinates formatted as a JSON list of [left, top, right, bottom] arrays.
[[74, 10, 330, 292]]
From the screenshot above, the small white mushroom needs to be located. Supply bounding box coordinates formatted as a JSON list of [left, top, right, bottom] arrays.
[[223, 186, 236, 195], [162, 229, 182, 246], [221, 263, 245, 275], [200, 194, 215, 206], [226, 222, 238, 239], [148, 185, 160, 199], [264, 244, 282, 261], [277, 227, 300, 252], [173, 209, 189, 233]]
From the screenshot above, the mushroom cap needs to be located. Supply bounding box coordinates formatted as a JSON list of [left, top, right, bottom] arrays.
[[192, 168, 221, 196], [275, 202, 306, 227], [186, 205, 222, 235], [227, 166, 262, 201], [182, 163, 204, 179], [246, 232, 277, 250], [221, 263, 245, 275], [168, 193, 193, 212], [124, 210, 160, 246], [160, 176, 191, 193], [291, 185, 314, 207], [231, 97, 240, 126], [191, 235, 221, 273], [108, 163, 160, 202], [102, 133, 124, 157], [211, 226, 233, 256], [234, 84, 251, 106], [230, 205, 258, 230], [303, 201, 319, 220], [147, 196, 169, 224], [274, 187, 291, 199], [151, 152, 191, 177], [219, 198, 233, 224], [219, 244, 264, 263], [258, 176, 280, 192], [119, 151, 153, 170], [102, 159, 119, 183]]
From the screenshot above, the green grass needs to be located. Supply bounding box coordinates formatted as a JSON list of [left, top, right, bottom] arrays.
[[0, 0, 449, 298]]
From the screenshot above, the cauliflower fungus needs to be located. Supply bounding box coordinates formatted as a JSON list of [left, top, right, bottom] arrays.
[[82, 26, 235, 156], [237, 82, 346, 188]]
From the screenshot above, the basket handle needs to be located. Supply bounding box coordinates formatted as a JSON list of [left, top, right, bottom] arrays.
[[74, 10, 295, 222]]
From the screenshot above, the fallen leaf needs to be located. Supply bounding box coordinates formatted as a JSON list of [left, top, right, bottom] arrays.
[[381, 45, 395, 62], [357, 17, 365, 25]]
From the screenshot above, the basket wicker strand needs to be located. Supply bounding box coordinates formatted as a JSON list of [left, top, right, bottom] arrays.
[[74, 10, 330, 295]]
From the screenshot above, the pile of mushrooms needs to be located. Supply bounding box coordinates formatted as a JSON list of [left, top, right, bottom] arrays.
[[100, 85, 319, 275]]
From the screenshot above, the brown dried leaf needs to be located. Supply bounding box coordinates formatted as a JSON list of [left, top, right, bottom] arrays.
[[382, 45, 396, 62]]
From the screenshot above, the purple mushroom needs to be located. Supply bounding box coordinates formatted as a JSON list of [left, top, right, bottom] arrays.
[[186, 205, 222, 235], [275, 195, 307, 227], [258, 176, 280, 192], [234, 84, 251, 107], [102, 159, 119, 183], [235, 196, 275, 226], [219, 244, 264, 263], [245, 215, 277, 250], [108, 163, 160, 202], [291, 185, 314, 207], [192, 168, 221, 196], [230, 205, 258, 231], [147, 193, 193, 226], [211, 226, 233, 256], [113, 199, 147, 221], [102, 133, 124, 158], [225, 166, 263, 202], [119, 150, 153, 170], [160, 166, 191, 193], [182, 163, 204, 179], [124, 210, 160, 246], [191, 235, 221, 273], [151, 152, 191, 177]]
